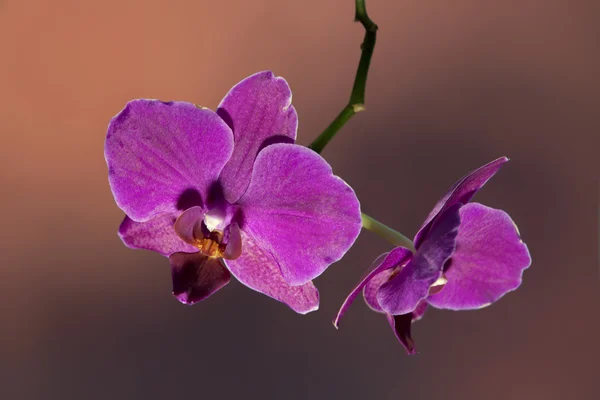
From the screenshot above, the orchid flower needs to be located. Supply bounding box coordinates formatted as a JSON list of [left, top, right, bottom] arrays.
[[105, 71, 362, 314], [334, 158, 531, 352]]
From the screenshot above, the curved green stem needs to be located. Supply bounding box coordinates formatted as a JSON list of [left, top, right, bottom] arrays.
[[309, 2, 410, 251], [361, 212, 415, 252], [308, 0, 378, 154]]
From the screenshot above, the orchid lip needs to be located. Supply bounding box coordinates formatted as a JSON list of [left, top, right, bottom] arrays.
[[173, 204, 242, 260], [192, 220, 242, 261]]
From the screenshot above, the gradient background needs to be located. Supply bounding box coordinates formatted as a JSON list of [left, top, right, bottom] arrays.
[[1, 0, 598, 399]]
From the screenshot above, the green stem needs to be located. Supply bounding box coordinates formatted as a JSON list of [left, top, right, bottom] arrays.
[[309, 2, 410, 251], [308, 0, 378, 154], [361, 212, 415, 252]]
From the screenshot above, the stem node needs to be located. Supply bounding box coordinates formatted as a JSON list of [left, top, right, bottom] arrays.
[[352, 103, 365, 113]]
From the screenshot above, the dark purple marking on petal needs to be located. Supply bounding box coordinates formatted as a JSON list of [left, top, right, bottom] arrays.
[[223, 228, 319, 314], [119, 214, 196, 256], [427, 203, 531, 310], [258, 135, 295, 153], [170, 252, 231, 305], [105, 100, 233, 222], [378, 204, 461, 315], [205, 180, 227, 211], [173, 206, 205, 245], [334, 248, 413, 328], [176, 188, 204, 211], [222, 222, 242, 260], [217, 71, 298, 203], [236, 144, 362, 285], [414, 157, 508, 249]]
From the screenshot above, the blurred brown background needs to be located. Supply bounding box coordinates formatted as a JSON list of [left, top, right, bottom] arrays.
[[1, 0, 598, 399]]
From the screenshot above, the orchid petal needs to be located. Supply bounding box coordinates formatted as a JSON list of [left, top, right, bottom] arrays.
[[173, 206, 205, 245], [236, 144, 362, 285], [223, 228, 319, 314], [365, 268, 430, 316], [222, 222, 242, 260], [378, 204, 461, 315], [414, 157, 508, 248], [105, 100, 233, 222], [363, 266, 393, 313], [333, 248, 413, 328], [427, 203, 531, 310], [217, 71, 298, 203]]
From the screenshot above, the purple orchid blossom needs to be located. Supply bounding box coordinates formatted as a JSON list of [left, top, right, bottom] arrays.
[[105, 71, 362, 314], [334, 157, 531, 353]]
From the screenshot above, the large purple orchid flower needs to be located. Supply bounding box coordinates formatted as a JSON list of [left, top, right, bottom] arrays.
[[105, 71, 362, 314], [334, 157, 531, 353]]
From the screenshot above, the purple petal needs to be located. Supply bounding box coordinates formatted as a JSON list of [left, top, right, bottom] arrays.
[[378, 204, 461, 315], [427, 203, 531, 310], [414, 157, 508, 248], [236, 144, 362, 285], [364, 268, 430, 315], [173, 206, 205, 245], [223, 228, 319, 314], [222, 222, 242, 260], [363, 265, 394, 313], [363, 253, 394, 313], [170, 252, 231, 305], [225, 231, 319, 314], [105, 100, 234, 222], [217, 71, 298, 203], [333, 248, 413, 328], [363, 269, 427, 321], [119, 214, 196, 256]]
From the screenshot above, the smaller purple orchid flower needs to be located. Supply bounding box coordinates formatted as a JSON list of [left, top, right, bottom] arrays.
[[334, 157, 531, 353], [105, 71, 362, 314]]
